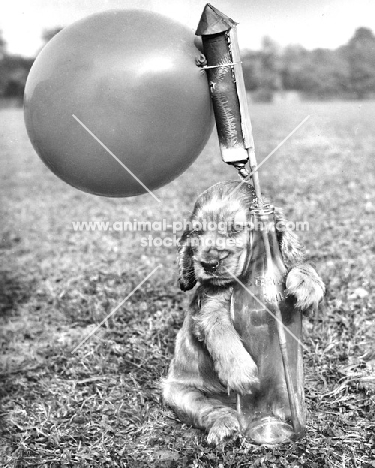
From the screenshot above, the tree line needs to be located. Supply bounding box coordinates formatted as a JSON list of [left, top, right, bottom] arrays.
[[242, 27, 375, 100], [1, 26, 375, 101], [0, 28, 61, 100]]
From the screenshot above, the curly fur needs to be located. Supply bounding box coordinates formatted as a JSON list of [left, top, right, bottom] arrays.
[[163, 181, 325, 444]]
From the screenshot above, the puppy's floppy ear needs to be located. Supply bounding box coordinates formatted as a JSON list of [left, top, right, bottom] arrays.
[[177, 229, 196, 291], [274, 207, 305, 269]]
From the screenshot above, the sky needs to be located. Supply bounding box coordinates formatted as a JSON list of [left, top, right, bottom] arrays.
[[1, 0, 374, 58]]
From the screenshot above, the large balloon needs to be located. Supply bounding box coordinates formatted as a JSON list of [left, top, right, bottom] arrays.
[[24, 10, 213, 197]]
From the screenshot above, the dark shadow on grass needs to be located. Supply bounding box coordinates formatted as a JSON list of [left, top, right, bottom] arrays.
[[0, 270, 38, 318]]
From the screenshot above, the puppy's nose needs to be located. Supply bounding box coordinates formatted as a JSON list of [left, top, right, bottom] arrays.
[[201, 259, 219, 273]]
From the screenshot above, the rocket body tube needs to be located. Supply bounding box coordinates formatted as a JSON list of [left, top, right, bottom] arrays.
[[196, 4, 255, 166]]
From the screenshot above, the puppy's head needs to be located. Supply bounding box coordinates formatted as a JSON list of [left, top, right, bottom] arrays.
[[178, 181, 257, 291]]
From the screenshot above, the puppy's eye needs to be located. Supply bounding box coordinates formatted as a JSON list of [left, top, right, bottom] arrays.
[[229, 224, 245, 235], [232, 211, 247, 233], [191, 223, 204, 235], [229, 226, 243, 236]]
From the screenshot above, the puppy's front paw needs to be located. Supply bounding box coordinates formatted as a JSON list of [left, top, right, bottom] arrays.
[[216, 351, 259, 395], [286, 264, 325, 310], [207, 413, 241, 445]]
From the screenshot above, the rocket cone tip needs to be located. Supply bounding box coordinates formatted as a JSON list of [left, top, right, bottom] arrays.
[[195, 3, 237, 36]]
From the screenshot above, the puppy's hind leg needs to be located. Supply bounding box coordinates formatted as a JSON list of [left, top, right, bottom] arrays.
[[162, 380, 240, 445]]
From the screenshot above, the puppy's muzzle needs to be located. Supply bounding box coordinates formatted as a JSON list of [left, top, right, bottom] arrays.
[[201, 259, 219, 273]]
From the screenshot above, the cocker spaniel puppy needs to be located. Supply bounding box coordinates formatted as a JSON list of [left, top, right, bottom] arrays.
[[162, 181, 324, 444]]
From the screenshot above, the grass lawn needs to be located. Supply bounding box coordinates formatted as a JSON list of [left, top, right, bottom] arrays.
[[1, 101, 375, 467]]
